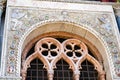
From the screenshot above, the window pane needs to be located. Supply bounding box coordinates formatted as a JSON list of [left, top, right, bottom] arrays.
[[54, 59, 73, 80], [26, 58, 48, 80], [80, 60, 98, 80]]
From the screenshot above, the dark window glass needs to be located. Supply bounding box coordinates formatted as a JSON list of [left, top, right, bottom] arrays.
[[26, 58, 48, 80], [54, 59, 73, 80], [80, 60, 98, 80]]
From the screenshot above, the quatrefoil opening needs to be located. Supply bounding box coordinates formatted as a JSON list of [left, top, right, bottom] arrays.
[[62, 39, 87, 63], [66, 44, 82, 58], [35, 37, 62, 62]]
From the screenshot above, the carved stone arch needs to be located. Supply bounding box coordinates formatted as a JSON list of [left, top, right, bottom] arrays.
[[62, 39, 88, 71], [20, 21, 113, 80], [34, 37, 63, 70], [85, 54, 105, 80], [86, 54, 103, 72], [21, 52, 49, 80], [61, 52, 76, 70], [50, 51, 76, 71]]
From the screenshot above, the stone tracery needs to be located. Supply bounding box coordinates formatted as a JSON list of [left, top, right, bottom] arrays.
[[22, 37, 105, 80]]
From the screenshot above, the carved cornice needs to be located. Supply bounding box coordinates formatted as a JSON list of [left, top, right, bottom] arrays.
[[35, 0, 119, 5], [35, 0, 101, 3], [34, 0, 120, 13], [36, 0, 120, 16]]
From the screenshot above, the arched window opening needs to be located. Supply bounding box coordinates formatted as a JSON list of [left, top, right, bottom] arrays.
[[54, 59, 73, 80], [26, 58, 48, 80], [80, 60, 98, 80], [21, 37, 105, 80]]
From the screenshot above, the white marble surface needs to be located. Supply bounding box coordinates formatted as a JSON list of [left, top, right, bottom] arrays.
[[7, 0, 113, 12]]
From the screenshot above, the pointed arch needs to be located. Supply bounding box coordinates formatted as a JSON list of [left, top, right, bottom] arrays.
[[22, 51, 49, 71], [20, 21, 113, 80]]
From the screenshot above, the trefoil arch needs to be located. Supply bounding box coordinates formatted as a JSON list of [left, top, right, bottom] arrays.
[[21, 37, 105, 80]]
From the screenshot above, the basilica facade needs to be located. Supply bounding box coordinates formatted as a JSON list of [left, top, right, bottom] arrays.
[[0, 0, 120, 80]]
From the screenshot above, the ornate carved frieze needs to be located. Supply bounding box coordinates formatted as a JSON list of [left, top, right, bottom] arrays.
[[5, 6, 120, 78]]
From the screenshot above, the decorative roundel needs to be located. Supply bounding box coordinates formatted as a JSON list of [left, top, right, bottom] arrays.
[[35, 37, 62, 59], [62, 39, 87, 62]]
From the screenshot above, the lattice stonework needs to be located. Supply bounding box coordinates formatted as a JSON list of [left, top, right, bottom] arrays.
[[21, 37, 105, 80], [3, 1, 120, 79]]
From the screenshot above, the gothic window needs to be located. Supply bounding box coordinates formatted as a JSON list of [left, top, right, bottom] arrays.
[[26, 58, 47, 80], [80, 60, 98, 80], [21, 37, 105, 80], [54, 59, 73, 80]]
